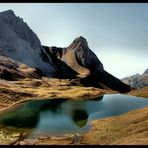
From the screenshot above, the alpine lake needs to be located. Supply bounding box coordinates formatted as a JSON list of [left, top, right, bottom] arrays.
[[0, 94, 148, 139]]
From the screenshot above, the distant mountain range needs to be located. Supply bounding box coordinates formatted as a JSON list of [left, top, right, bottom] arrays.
[[0, 10, 131, 93], [122, 68, 148, 89]]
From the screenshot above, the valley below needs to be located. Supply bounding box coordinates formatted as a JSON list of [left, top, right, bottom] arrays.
[[0, 78, 148, 145]]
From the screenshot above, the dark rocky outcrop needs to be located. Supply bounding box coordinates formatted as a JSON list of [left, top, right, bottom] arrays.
[[43, 46, 78, 79]]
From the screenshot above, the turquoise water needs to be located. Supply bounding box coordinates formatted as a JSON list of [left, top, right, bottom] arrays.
[[0, 94, 148, 138]]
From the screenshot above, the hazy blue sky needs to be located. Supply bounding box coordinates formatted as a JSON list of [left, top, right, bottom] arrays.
[[0, 3, 148, 78]]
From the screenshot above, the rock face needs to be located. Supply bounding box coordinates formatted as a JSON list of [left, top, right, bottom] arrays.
[[0, 10, 55, 78], [44, 36, 131, 93], [63, 37, 104, 77], [43, 46, 78, 79], [122, 69, 148, 89], [0, 10, 130, 93]]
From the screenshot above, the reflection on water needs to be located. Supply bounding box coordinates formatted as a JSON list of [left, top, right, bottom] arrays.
[[71, 109, 88, 128], [40, 98, 67, 113], [0, 106, 40, 128], [0, 94, 148, 137]]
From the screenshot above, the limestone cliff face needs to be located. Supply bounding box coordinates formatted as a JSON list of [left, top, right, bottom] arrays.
[[0, 10, 55, 77]]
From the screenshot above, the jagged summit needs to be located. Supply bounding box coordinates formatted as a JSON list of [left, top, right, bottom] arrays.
[[0, 9, 15, 15], [0, 10, 41, 49], [68, 36, 88, 50], [65, 36, 104, 73], [0, 10, 16, 23], [73, 36, 88, 44]]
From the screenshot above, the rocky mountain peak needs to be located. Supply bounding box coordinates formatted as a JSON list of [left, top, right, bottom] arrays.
[[0, 10, 17, 25], [67, 36, 88, 50], [74, 36, 88, 44], [0, 9, 41, 49], [0, 9, 15, 16], [0, 10, 54, 77]]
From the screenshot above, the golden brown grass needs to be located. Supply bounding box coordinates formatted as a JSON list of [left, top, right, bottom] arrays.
[[128, 86, 148, 98], [0, 78, 117, 111], [81, 106, 148, 145]]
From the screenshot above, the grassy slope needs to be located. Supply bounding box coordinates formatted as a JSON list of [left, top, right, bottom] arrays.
[[80, 86, 148, 145], [0, 78, 116, 111], [128, 86, 148, 98], [81, 106, 148, 145]]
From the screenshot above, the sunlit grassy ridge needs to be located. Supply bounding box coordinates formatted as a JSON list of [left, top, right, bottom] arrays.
[[0, 78, 116, 111]]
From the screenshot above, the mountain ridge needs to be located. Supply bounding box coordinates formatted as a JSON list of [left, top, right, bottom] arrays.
[[122, 68, 148, 89], [0, 10, 131, 93], [43, 36, 131, 93]]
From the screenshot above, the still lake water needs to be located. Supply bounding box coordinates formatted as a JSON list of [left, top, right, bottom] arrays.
[[0, 94, 148, 138]]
